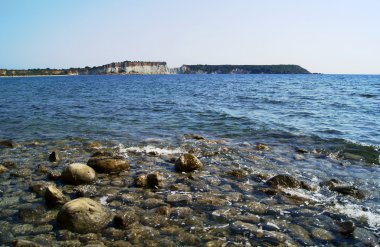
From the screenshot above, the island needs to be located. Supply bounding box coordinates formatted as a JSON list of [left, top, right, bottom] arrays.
[[0, 61, 311, 76]]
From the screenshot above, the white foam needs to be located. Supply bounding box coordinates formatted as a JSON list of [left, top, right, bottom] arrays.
[[99, 196, 108, 206], [333, 203, 380, 229], [119, 144, 183, 156], [282, 188, 380, 229]]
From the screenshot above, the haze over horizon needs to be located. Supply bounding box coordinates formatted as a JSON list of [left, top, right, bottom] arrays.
[[1, 0, 379, 74]]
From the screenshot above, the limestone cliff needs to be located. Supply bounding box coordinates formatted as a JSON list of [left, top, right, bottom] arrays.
[[78, 61, 169, 75]]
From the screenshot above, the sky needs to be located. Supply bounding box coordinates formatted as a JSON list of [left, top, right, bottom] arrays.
[[0, 0, 379, 74]]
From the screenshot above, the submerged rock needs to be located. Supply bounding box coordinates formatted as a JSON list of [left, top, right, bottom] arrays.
[[255, 143, 270, 151], [13, 239, 44, 247], [47, 170, 61, 180], [61, 163, 96, 185], [0, 165, 8, 174], [0, 140, 19, 148], [320, 179, 365, 199], [184, 134, 205, 140], [226, 169, 248, 179], [175, 153, 203, 173], [48, 150, 60, 162], [57, 198, 111, 233], [267, 174, 312, 190], [44, 185, 68, 206], [11, 168, 32, 178], [135, 172, 164, 188], [87, 155, 129, 173], [337, 221, 356, 235], [331, 185, 365, 199], [114, 211, 139, 229], [30, 182, 54, 196]]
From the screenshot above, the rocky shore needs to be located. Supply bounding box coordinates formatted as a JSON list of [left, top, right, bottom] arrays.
[[0, 135, 378, 246]]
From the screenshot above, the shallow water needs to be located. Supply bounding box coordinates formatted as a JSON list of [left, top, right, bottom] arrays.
[[0, 74, 379, 246]]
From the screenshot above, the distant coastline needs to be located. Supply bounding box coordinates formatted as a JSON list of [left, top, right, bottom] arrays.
[[0, 60, 311, 77]]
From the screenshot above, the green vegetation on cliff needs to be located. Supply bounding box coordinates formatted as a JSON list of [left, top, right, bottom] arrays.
[[180, 64, 310, 74]]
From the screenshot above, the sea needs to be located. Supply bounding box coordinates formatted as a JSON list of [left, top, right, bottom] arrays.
[[0, 74, 379, 245]]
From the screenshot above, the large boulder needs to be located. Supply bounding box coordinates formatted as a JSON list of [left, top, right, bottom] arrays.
[[61, 163, 96, 185], [267, 174, 312, 190], [87, 154, 129, 173], [57, 198, 111, 233], [175, 153, 203, 173]]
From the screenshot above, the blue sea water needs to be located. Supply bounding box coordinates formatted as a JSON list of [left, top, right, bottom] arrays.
[[1, 74, 380, 239], [1, 74, 379, 160]]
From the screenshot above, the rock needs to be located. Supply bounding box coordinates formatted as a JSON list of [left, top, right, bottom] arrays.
[[331, 185, 365, 199], [226, 169, 248, 179], [91, 150, 114, 157], [18, 206, 46, 223], [114, 211, 139, 229], [45, 185, 68, 206], [230, 221, 259, 236], [13, 239, 43, 247], [256, 143, 270, 151], [48, 150, 60, 162], [320, 179, 365, 199], [184, 134, 205, 140], [135, 172, 164, 189], [175, 153, 203, 173], [87, 155, 129, 173], [311, 227, 334, 241], [166, 194, 192, 205], [61, 163, 96, 185], [154, 206, 171, 216], [30, 182, 54, 196], [267, 174, 312, 190], [0, 140, 18, 148], [337, 221, 355, 235], [57, 198, 111, 233], [0, 165, 8, 173], [354, 227, 378, 246], [11, 168, 32, 178], [47, 170, 61, 180], [74, 185, 97, 197], [295, 147, 308, 154]]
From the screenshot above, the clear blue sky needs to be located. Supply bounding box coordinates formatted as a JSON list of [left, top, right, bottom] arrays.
[[0, 0, 379, 74]]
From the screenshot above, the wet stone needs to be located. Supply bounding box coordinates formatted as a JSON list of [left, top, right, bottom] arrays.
[[331, 185, 365, 199], [226, 169, 248, 179], [87, 155, 129, 173], [167, 193, 192, 206], [230, 221, 259, 236], [256, 143, 270, 151], [48, 150, 60, 162], [47, 170, 61, 180], [127, 225, 159, 245], [175, 153, 203, 173], [114, 211, 139, 229], [44, 185, 68, 206], [0, 140, 18, 148], [354, 227, 378, 246], [267, 174, 312, 190], [18, 206, 46, 223], [336, 220, 356, 235], [135, 172, 164, 189], [0, 165, 8, 173], [11, 168, 32, 178], [311, 227, 334, 241], [13, 239, 44, 247], [61, 163, 97, 185], [75, 185, 98, 197], [57, 198, 112, 233]]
